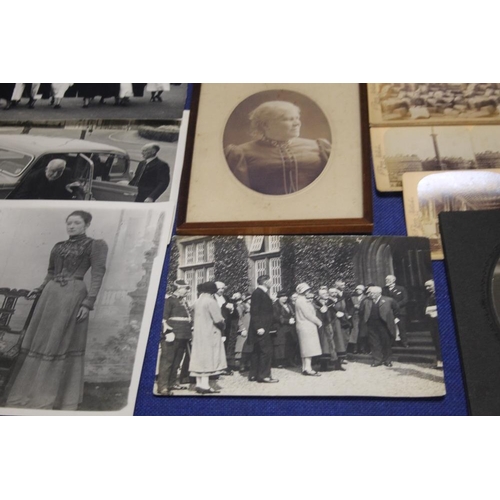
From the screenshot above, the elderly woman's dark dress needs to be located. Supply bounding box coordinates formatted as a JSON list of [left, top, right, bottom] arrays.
[[6, 234, 108, 410], [225, 137, 331, 195]]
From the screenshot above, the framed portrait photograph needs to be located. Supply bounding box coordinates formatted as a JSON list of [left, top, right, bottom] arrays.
[[176, 84, 373, 235]]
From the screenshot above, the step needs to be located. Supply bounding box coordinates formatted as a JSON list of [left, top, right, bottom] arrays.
[[393, 346, 437, 356], [395, 354, 438, 364]]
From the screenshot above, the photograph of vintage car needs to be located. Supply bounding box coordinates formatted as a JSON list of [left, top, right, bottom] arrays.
[[0, 123, 181, 203]]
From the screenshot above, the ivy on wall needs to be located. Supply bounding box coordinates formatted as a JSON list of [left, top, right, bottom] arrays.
[[166, 238, 180, 295], [288, 236, 359, 293], [213, 236, 249, 296]]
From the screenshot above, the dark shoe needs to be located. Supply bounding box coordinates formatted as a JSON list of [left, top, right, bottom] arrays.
[[258, 377, 279, 383], [371, 362, 383, 367], [302, 370, 321, 377], [248, 376, 257, 382], [384, 362, 393, 367], [222, 369, 234, 376], [28, 99, 36, 108], [195, 386, 220, 394], [54, 104, 61, 109], [333, 360, 346, 371], [156, 95, 163, 102], [169, 384, 188, 391]]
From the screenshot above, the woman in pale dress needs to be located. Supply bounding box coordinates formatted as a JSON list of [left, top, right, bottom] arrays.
[[189, 281, 227, 394], [51, 83, 74, 109], [146, 83, 170, 102], [294, 283, 322, 376]]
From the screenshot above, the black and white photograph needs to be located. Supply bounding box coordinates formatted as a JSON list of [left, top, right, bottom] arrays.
[[372, 124, 500, 191], [369, 83, 500, 126], [0, 120, 188, 205], [0, 200, 173, 415], [154, 235, 445, 397], [223, 90, 332, 196], [403, 169, 500, 259], [0, 83, 188, 121]]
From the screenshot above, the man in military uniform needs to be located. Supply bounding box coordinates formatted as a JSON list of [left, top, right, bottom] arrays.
[[157, 280, 192, 396]]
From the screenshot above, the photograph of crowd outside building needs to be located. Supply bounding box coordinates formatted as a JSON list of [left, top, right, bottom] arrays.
[[154, 235, 445, 398]]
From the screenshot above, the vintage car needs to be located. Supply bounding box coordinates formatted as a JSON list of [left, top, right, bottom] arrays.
[[0, 134, 138, 201]]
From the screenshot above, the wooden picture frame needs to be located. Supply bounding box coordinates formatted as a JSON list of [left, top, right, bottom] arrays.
[[176, 84, 373, 235]]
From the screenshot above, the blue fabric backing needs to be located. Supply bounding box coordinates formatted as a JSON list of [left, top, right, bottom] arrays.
[[133, 85, 468, 416]]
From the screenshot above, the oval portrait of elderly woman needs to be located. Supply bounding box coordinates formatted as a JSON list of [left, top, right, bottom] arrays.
[[223, 90, 332, 196]]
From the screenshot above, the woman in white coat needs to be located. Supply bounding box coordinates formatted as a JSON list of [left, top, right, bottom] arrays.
[[294, 283, 322, 376], [189, 281, 227, 394]]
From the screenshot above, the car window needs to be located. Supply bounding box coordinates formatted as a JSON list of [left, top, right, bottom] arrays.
[[110, 154, 128, 175], [0, 148, 33, 176]]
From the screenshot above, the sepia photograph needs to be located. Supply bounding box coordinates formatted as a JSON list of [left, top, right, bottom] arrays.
[[368, 83, 500, 126], [371, 124, 500, 191], [0, 83, 188, 122], [154, 235, 445, 398], [0, 119, 188, 205], [223, 90, 331, 196], [403, 169, 500, 260], [177, 84, 372, 235], [440, 210, 500, 415], [0, 200, 173, 415]]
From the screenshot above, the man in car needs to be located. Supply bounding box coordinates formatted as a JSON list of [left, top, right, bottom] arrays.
[[129, 143, 170, 203], [10, 158, 83, 200]]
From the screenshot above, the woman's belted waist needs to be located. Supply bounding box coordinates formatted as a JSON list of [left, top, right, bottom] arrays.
[[53, 275, 84, 286]]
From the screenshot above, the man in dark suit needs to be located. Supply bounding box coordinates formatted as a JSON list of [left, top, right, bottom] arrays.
[[129, 143, 170, 202], [360, 286, 399, 367], [383, 274, 409, 347], [11, 159, 82, 200], [247, 274, 279, 383]]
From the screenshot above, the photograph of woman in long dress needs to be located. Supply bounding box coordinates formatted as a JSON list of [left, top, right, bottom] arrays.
[[223, 90, 332, 196], [5, 210, 108, 410]]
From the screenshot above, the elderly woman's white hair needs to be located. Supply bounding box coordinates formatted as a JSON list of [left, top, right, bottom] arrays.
[[249, 100, 300, 138]]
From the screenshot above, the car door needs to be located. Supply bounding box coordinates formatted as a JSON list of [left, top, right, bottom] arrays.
[[90, 153, 138, 202]]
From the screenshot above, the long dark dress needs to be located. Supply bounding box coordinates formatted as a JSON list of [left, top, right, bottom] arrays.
[[6, 234, 108, 410]]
